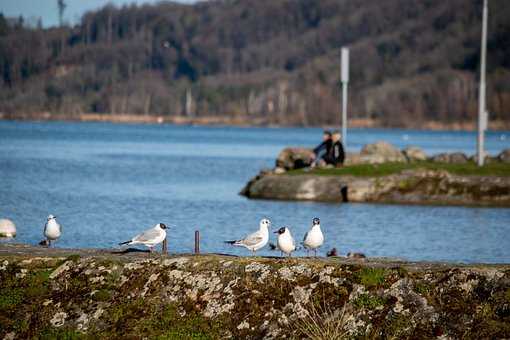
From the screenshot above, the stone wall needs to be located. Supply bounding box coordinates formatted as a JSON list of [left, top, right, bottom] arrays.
[[0, 245, 509, 339]]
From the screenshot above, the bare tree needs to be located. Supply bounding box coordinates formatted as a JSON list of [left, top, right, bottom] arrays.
[[57, 0, 66, 27]]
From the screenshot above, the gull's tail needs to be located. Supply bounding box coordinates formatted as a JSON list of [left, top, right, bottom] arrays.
[[118, 240, 132, 246], [224, 240, 240, 246]]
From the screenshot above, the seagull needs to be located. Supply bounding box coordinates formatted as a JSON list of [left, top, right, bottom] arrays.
[[43, 215, 61, 247], [225, 218, 271, 255], [275, 227, 296, 257], [302, 217, 324, 257], [119, 223, 167, 253]]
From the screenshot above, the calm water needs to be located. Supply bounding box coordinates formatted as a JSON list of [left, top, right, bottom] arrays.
[[1, 121, 509, 263]]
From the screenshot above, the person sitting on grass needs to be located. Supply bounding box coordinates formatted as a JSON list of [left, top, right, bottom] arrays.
[[327, 130, 345, 167], [311, 130, 332, 167]]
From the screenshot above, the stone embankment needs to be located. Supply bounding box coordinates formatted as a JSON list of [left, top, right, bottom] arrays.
[[240, 142, 510, 206], [1, 244, 509, 339]]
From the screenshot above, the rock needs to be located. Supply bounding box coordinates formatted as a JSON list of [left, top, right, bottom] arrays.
[[402, 146, 427, 162], [498, 149, 510, 163], [430, 153, 450, 163], [240, 169, 510, 206], [344, 152, 363, 165], [273, 167, 286, 174], [275, 147, 314, 170], [449, 152, 469, 164], [431, 152, 468, 163], [469, 154, 498, 164], [347, 252, 367, 259], [0, 219, 16, 238], [360, 141, 407, 163]]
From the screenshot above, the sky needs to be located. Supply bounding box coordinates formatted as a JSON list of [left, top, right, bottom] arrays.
[[0, 0, 196, 27]]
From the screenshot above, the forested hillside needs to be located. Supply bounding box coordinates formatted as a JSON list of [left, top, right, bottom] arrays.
[[1, 0, 509, 128]]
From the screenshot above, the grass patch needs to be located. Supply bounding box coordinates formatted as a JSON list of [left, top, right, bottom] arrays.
[[92, 289, 112, 302], [414, 282, 432, 296], [0, 287, 24, 309], [287, 161, 510, 177], [295, 303, 349, 340], [353, 293, 386, 309], [357, 267, 387, 288]]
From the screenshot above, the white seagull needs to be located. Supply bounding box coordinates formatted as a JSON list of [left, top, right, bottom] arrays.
[[43, 214, 62, 247], [275, 226, 296, 257], [119, 223, 167, 252], [302, 217, 324, 257], [225, 218, 271, 254]]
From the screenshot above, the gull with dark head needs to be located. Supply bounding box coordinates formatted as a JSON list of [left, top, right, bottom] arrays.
[[302, 217, 324, 257], [225, 218, 271, 255], [119, 223, 167, 253], [43, 215, 61, 247], [275, 226, 296, 257]]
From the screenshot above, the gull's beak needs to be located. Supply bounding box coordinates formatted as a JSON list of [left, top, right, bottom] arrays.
[[273, 231, 279, 234]]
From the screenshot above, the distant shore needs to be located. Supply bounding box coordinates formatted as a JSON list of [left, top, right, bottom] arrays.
[[1, 112, 509, 131]]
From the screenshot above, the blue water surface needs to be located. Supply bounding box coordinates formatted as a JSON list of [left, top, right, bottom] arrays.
[[1, 121, 509, 263]]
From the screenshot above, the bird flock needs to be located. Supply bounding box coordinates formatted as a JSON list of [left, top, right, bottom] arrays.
[[225, 217, 324, 257], [8, 215, 324, 257]]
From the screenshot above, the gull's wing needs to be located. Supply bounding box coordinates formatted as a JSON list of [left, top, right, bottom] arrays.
[[302, 231, 309, 243], [239, 230, 263, 247], [133, 228, 162, 243]]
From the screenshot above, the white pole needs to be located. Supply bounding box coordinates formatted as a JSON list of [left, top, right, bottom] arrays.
[[341, 47, 349, 148], [477, 0, 488, 166]]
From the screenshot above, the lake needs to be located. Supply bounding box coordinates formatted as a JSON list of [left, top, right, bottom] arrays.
[[1, 121, 509, 263]]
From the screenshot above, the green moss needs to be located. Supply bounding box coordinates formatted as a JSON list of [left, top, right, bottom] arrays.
[[353, 293, 386, 309], [0, 287, 23, 309], [92, 289, 112, 301], [66, 254, 81, 263], [357, 267, 387, 288], [414, 282, 432, 296], [38, 328, 87, 340], [287, 161, 510, 177]]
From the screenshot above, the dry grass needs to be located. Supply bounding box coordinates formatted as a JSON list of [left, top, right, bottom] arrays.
[[295, 302, 349, 340]]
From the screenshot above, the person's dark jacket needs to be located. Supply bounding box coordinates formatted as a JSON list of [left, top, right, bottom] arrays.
[[313, 139, 332, 157], [324, 140, 345, 166], [331, 140, 345, 165]]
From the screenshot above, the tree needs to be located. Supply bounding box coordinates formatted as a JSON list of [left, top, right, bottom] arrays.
[[57, 0, 66, 27]]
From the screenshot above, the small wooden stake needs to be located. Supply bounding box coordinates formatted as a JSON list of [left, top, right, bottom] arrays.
[[194, 230, 200, 254], [162, 237, 168, 254]]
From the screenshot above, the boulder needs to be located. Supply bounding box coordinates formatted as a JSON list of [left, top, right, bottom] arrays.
[[0, 219, 16, 237], [344, 152, 363, 165], [449, 152, 469, 164], [430, 153, 450, 163], [275, 147, 314, 170], [469, 154, 499, 164], [498, 149, 510, 163], [360, 141, 407, 163], [402, 146, 427, 162]]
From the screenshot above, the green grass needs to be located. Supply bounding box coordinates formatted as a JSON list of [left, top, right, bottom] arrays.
[[357, 267, 387, 288], [353, 293, 387, 309], [287, 161, 510, 177]]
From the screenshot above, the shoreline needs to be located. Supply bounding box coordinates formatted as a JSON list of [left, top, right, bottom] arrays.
[[2, 113, 510, 132]]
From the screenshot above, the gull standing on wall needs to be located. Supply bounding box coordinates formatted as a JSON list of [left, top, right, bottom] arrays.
[[302, 217, 324, 256], [275, 226, 296, 257], [119, 223, 168, 253], [43, 215, 62, 247], [225, 218, 271, 255]]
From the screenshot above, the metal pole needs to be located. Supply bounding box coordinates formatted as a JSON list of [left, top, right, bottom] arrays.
[[477, 0, 488, 166], [162, 237, 167, 254], [341, 47, 349, 149], [342, 83, 348, 148], [194, 230, 200, 254]]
